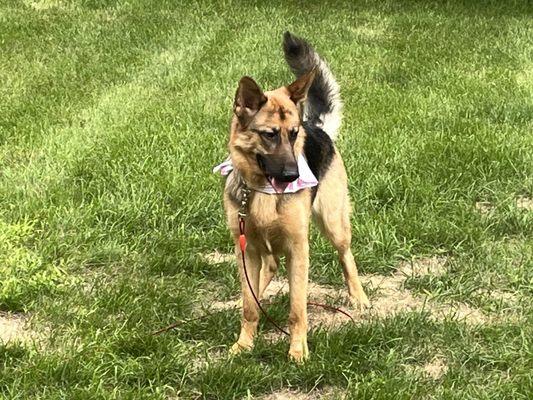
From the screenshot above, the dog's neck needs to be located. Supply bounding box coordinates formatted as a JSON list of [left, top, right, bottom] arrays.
[[226, 168, 255, 209]]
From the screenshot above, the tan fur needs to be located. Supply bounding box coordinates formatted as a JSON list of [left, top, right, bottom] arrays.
[[224, 75, 369, 362]]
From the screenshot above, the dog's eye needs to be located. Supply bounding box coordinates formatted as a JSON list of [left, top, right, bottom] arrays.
[[289, 127, 298, 141], [260, 130, 278, 140], [252, 128, 280, 141]]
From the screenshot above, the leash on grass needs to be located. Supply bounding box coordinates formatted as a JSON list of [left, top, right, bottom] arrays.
[[153, 185, 354, 337]]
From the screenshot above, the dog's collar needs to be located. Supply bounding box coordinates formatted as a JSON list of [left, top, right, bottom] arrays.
[[238, 184, 251, 218], [213, 155, 318, 195]]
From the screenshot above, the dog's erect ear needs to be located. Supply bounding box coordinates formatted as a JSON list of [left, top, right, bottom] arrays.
[[287, 67, 316, 105], [233, 76, 267, 127]]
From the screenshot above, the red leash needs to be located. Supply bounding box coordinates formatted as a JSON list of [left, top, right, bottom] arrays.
[[238, 215, 354, 338]]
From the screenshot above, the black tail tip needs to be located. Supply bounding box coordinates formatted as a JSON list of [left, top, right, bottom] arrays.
[[283, 31, 304, 56], [283, 31, 295, 42]]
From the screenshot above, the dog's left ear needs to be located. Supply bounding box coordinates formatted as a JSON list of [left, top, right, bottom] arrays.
[[287, 67, 316, 105]]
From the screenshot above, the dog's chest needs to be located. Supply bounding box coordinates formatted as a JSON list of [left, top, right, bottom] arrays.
[[245, 194, 289, 253], [246, 191, 311, 250], [248, 193, 283, 230]]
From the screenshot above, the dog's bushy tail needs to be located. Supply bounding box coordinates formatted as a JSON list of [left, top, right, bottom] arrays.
[[283, 31, 342, 140]]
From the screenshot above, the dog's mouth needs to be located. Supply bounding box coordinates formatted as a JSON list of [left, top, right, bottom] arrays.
[[256, 154, 299, 193], [266, 176, 291, 193]]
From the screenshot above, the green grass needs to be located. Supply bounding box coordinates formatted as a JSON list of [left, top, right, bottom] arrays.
[[1, 0, 532, 398]]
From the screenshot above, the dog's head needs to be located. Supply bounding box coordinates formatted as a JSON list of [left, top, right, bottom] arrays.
[[228, 69, 315, 190]]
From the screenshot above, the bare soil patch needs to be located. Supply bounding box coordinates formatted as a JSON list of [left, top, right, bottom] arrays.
[[25, 0, 69, 10], [256, 387, 343, 400], [423, 357, 448, 379], [208, 256, 514, 343], [398, 256, 448, 277], [475, 196, 533, 214], [516, 196, 533, 211], [201, 250, 234, 265], [0, 312, 30, 344], [406, 356, 448, 380], [475, 201, 494, 214], [361, 257, 498, 325], [473, 288, 520, 305], [211, 298, 241, 311]]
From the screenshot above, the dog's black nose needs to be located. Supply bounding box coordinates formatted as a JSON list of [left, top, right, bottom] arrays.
[[280, 167, 299, 182]]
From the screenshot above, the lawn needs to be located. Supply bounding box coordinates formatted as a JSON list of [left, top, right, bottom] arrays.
[[0, 0, 532, 398]]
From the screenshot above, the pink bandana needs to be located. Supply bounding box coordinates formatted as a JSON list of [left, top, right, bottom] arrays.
[[213, 155, 318, 194]]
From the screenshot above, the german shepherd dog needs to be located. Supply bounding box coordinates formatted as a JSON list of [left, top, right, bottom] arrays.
[[222, 32, 369, 362]]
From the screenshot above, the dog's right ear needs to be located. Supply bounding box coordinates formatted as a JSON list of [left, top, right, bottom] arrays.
[[233, 76, 267, 127]]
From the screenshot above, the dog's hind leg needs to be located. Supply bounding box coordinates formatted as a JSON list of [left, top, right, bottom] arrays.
[[230, 241, 261, 355], [314, 199, 369, 311], [313, 163, 370, 311], [258, 254, 279, 300]]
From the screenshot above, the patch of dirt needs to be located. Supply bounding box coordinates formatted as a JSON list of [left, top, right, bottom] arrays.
[[360, 273, 425, 318], [398, 256, 448, 277], [362, 260, 497, 325], [306, 280, 351, 330], [256, 387, 343, 400], [201, 250, 233, 265], [233, 278, 350, 342], [256, 390, 309, 400], [211, 298, 241, 311], [475, 196, 532, 214], [0, 312, 29, 344], [262, 279, 289, 299], [475, 201, 494, 214], [489, 290, 519, 303], [423, 357, 448, 379], [189, 347, 227, 377], [471, 288, 520, 308], [210, 279, 346, 328], [210, 256, 511, 342], [405, 356, 448, 380], [429, 302, 489, 324], [262, 279, 344, 304], [25, 0, 68, 10], [307, 306, 352, 330], [516, 196, 533, 211]]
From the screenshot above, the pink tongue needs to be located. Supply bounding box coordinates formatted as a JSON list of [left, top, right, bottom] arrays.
[[270, 177, 289, 193]]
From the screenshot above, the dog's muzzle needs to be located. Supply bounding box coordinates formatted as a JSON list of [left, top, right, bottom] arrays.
[[257, 153, 299, 183]]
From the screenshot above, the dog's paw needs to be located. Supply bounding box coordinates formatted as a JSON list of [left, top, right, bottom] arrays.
[[229, 341, 252, 356], [349, 290, 371, 312], [288, 338, 309, 363]]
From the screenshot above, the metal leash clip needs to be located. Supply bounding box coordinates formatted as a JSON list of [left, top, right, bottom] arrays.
[[238, 185, 251, 218]]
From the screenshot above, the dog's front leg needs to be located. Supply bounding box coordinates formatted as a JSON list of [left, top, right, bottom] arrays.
[[287, 236, 310, 362], [230, 240, 261, 355]]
